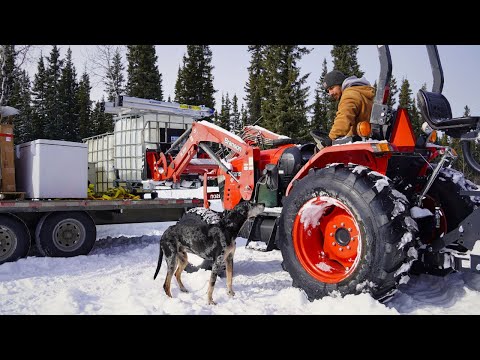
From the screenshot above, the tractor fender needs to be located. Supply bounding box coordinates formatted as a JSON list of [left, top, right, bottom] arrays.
[[286, 142, 391, 196]]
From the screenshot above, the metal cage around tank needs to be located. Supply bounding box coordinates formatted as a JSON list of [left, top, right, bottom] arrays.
[[83, 113, 194, 192]]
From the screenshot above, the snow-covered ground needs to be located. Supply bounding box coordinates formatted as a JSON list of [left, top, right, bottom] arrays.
[[2, 194, 480, 315]]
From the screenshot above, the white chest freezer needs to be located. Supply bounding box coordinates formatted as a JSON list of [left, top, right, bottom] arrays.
[[15, 139, 88, 199]]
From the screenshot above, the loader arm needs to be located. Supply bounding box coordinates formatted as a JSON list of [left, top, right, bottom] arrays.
[[147, 120, 258, 202]]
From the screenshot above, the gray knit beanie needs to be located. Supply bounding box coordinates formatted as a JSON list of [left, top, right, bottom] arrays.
[[323, 70, 347, 90]]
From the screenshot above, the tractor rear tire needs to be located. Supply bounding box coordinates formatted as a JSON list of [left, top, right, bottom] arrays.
[[277, 164, 418, 301]]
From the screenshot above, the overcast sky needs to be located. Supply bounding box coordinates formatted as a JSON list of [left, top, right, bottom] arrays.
[[27, 45, 480, 118]]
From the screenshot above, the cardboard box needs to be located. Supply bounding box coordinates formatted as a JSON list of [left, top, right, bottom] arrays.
[[0, 124, 14, 161], [1, 144, 14, 168], [0, 124, 14, 147], [0, 124, 15, 192], [1, 167, 16, 192]]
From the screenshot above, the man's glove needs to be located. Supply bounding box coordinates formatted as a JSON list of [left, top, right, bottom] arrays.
[[310, 130, 332, 151]]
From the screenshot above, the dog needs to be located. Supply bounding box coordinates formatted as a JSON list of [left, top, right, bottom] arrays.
[[153, 201, 265, 305]]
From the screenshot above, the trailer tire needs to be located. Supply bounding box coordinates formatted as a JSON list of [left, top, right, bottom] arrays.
[[0, 214, 31, 265], [277, 164, 418, 301], [35, 211, 96, 258]]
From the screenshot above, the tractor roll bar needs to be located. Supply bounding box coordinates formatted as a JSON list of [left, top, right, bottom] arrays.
[[426, 45, 444, 94], [374, 45, 392, 105], [369, 45, 392, 139]]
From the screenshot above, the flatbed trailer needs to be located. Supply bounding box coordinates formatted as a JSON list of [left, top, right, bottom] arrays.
[[0, 197, 203, 265]]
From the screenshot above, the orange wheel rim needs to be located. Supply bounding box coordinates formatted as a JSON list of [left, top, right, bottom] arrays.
[[292, 196, 361, 283]]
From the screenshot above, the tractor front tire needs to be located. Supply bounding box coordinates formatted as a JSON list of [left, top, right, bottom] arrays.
[[277, 164, 418, 301]]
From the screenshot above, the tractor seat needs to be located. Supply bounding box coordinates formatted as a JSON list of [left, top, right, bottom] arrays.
[[417, 89, 479, 130]]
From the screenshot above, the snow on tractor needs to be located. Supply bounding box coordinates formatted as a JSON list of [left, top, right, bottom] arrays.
[[146, 45, 480, 302]]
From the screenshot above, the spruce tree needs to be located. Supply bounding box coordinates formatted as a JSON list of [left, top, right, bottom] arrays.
[[90, 100, 103, 135], [244, 45, 265, 124], [387, 76, 399, 108], [0, 45, 16, 106], [91, 97, 113, 135], [31, 54, 47, 140], [43, 45, 63, 140], [126, 45, 163, 100], [311, 58, 331, 133], [10, 69, 32, 144], [398, 77, 421, 136], [230, 94, 241, 134], [259, 46, 280, 130], [77, 71, 93, 139], [398, 78, 414, 109], [174, 45, 216, 110], [331, 45, 363, 78], [105, 48, 125, 102], [240, 104, 248, 130], [261, 45, 311, 140], [58, 48, 79, 142], [217, 93, 231, 130], [174, 64, 185, 102]]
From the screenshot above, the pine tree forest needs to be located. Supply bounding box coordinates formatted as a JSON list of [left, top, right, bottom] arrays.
[[0, 45, 478, 183]]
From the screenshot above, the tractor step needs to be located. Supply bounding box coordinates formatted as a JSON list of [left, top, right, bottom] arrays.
[[243, 213, 280, 252]]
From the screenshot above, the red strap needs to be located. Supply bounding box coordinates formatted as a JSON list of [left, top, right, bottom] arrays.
[[0, 133, 14, 138]]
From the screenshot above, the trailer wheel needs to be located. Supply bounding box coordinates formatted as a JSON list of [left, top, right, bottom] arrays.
[[277, 164, 417, 301], [0, 214, 31, 265], [35, 212, 96, 258]]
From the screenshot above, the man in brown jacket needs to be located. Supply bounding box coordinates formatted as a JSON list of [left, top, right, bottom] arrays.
[[311, 70, 376, 149]]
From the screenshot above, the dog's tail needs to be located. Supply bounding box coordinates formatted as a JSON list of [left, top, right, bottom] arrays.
[[153, 240, 164, 280]]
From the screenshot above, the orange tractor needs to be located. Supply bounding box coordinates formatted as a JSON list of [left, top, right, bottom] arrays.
[[146, 45, 480, 301]]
